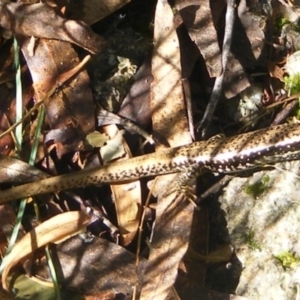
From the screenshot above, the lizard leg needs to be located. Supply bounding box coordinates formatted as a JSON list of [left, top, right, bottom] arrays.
[[171, 164, 204, 205]]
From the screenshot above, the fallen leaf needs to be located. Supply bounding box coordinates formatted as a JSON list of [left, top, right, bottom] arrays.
[[176, 0, 225, 77], [85, 131, 109, 148], [119, 56, 153, 128], [100, 128, 126, 162], [1, 210, 91, 291], [140, 0, 194, 298], [102, 125, 141, 246], [267, 61, 285, 82], [0, 2, 105, 54], [67, 0, 131, 26], [0, 154, 48, 184], [18, 27, 96, 154], [33, 236, 146, 296]]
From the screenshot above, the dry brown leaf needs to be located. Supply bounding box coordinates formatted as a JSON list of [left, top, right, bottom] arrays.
[[1, 210, 91, 291], [224, 0, 267, 98], [102, 125, 141, 246], [177, 0, 267, 99], [267, 61, 285, 82], [0, 154, 48, 184], [33, 235, 145, 296], [67, 0, 131, 26], [119, 56, 153, 128], [178, 208, 209, 288], [176, 0, 224, 78], [0, 2, 105, 54], [18, 36, 95, 154], [150, 5, 191, 146], [140, 0, 194, 298]]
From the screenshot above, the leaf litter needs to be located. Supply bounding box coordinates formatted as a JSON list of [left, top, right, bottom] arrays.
[[0, 0, 299, 299]]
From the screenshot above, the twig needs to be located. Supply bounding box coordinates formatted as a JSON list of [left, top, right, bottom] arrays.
[[0, 100, 45, 139], [0, 55, 91, 140], [96, 107, 155, 145], [197, 0, 236, 138]]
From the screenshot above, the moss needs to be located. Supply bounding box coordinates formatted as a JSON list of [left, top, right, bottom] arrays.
[[275, 251, 300, 269], [244, 175, 270, 198], [274, 16, 300, 36], [284, 73, 300, 95], [244, 230, 261, 251]]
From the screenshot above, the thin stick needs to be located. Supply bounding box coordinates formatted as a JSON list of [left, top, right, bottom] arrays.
[[0, 55, 91, 140], [0, 100, 45, 139], [198, 0, 236, 138]]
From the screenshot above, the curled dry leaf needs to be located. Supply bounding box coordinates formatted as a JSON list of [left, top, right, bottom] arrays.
[[1, 210, 91, 291], [0, 2, 105, 54], [19, 37, 96, 151], [0, 154, 49, 184], [102, 125, 141, 246], [33, 235, 146, 296]]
